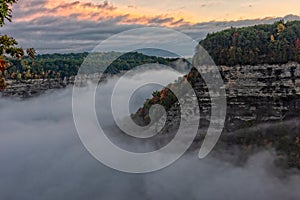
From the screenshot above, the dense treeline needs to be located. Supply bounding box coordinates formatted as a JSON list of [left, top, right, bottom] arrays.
[[4, 52, 175, 80], [200, 20, 300, 66], [7, 52, 87, 79]]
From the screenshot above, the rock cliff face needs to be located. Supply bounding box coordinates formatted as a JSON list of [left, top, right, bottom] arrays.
[[2, 63, 300, 123], [132, 62, 300, 168], [0, 79, 72, 98], [219, 62, 300, 131], [0, 73, 116, 98], [1, 62, 300, 167], [134, 62, 300, 131]]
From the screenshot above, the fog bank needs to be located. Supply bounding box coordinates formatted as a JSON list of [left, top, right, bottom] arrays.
[[1, 73, 300, 200]]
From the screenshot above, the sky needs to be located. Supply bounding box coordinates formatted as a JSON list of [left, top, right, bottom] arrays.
[[1, 0, 300, 53]]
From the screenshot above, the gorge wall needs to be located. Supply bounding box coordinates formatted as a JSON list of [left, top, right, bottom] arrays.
[[132, 62, 300, 168], [1, 62, 300, 168]]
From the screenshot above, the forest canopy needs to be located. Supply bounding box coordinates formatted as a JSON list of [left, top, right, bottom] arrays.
[[4, 52, 177, 80], [200, 20, 300, 66]]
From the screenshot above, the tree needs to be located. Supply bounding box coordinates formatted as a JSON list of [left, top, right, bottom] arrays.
[[0, 0, 18, 27], [295, 38, 300, 49], [200, 20, 300, 66], [270, 34, 275, 42], [0, 0, 35, 90], [277, 22, 286, 35]]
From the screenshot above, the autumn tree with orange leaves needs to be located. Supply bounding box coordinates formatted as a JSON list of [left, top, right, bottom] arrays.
[[0, 0, 35, 90]]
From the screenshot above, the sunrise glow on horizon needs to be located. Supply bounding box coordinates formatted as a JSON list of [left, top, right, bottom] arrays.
[[4, 0, 300, 53], [13, 0, 300, 26]]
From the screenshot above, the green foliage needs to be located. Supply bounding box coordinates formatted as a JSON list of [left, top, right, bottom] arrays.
[[0, 34, 24, 57], [5, 52, 177, 79], [135, 67, 200, 123], [200, 20, 300, 66], [0, 0, 17, 27], [0, 0, 35, 74], [0, 0, 26, 62], [9, 52, 89, 78]]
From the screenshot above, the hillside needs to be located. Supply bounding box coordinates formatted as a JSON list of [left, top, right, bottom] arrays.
[[200, 20, 300, 66], [4, 52, 176, 80]]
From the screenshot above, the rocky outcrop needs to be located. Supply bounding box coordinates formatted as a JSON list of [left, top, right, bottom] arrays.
[[132, 62, 300, 168], [215, 62, 300, 131], [135, 62, 300, 130], [0, 73, 118, 98], [1, 78, 72, 98]]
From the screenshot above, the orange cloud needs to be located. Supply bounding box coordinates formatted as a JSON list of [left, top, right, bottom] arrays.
[[14, 0, 191, 27]]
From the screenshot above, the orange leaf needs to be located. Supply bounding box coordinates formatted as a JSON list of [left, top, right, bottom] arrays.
[[0, 59, 6, 72]]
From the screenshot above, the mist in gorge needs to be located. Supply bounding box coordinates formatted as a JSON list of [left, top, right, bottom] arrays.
[[1, 69, 300, 200], [1, 0, 300, 198]]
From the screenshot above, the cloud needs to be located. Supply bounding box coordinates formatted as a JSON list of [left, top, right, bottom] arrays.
[[1, 0, 300, 53], [178, 14, 300, 41], [0, 0, 192, 53], [2, 15, 143, 53], [11, 0, 188, 26]]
